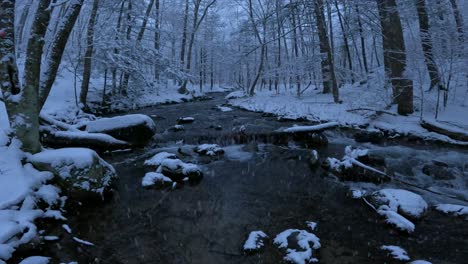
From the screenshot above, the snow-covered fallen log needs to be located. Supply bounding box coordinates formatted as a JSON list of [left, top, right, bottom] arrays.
[[39, 113, 79, 132], [40, 126, 131, 152], [282, 122, 339, 133], [420, 119, 468, 141]]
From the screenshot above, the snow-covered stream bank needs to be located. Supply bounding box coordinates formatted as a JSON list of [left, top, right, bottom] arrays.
[[6, 92, 468, 263]]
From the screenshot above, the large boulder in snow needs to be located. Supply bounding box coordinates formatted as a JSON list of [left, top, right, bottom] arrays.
[[368, 189, 428, 221], [30, 148, 117, 201], [85, 114, 156, 146]]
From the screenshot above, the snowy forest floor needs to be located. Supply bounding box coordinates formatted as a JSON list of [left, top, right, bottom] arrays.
[[228, 75, 468, 146]]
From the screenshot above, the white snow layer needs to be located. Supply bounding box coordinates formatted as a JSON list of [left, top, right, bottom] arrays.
[[243, 231, 268, 251], [381, 245, 410, 261], [142, 172, 173, 187], [274, 229, 321, 264], [144, 152, 177, 166], [435, 204, 468, 216], [18, 256, 50, 264], [217, 105, 233, 112], [195, 144, 224, 156], [0, 141, 64, 261], [86, 114, 156, 133], [282, 122, 339, 133], [372, 189, 428, 219]]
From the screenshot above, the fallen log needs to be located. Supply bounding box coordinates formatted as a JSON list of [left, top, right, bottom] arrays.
[[40, 126, 131, 152], [421, 119, 468, 141]]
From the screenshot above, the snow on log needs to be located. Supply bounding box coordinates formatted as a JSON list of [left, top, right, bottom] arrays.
[[420, 119, 468, 141], [40, 126, 131, 152], [39, 113, 79, 132], [282, 122, 339, 133], [85, 114, 156, 146]]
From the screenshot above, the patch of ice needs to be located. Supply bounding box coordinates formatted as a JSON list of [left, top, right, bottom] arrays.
[[144, 152, 177, 166], [243, 231, 268, 251], [274, 229, 321, 264], [381, 245, 410, 261], [435, 204, 468, 216], [142, 172, 173, 187]]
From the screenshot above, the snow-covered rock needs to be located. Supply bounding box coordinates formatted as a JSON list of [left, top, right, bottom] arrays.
[[377, 207, 415, 233], [243, 231, 268, 253], [18, 256, 50, 264], [274, 229, 321, 264], [305, 221, 317, 231], [380, 245, 410, 261], [409, 260, 432, 264], [435, 204, 468, 217], [30, 148, 117, 200], [369, 189, 428, 220], [309, 150, 319, 167], [158, 159, 203, 182], [142, 172, 173, 187], [217, 105, 233, 112], [85, 114, 156, 146], [177, 117, 195, 124], [144, 152, 177, 167], [194, 144, 224, 156]]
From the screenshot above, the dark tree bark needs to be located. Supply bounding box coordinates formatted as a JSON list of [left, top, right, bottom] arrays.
[[415, 0, 443, 91], [0, 0, 52, 153], [334, 0, 353, 82], [80, 0, 100, 107], [355, 3, 368, 74], [376, 0, 413, 115], [39, 0, 84, 109], [314, 0, 339, 103], [449, 0, 464, 42]]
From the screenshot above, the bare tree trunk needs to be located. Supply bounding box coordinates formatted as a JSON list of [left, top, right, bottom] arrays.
[[80, 0, 100, 107], [0, 0, 52, 153], [355, 3, 368, 74], [120, 0, 133, 94], [179, 0, 189, 75], [290, 3, 301, 97], [16, 0, 33, 55], [415, 0, 443, 91], [39, 0, 84, 110], [179, 0, 217, 94], [314, 0, 339, 102], [154, 0, 160, 80], [334, 0, 353, 82], [376, 0, 413, 115], [449, 0, 464, 42], [111, 0, 126, 94]]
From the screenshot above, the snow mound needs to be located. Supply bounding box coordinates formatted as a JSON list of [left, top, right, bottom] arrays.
[[282, 122, 339, 133], [142, 172, 173, 187], [86, 114, 155, 133], [243, 231, 268, 252], [377, 207, 415, 233], [194, 144, 224, 156], [435, 204, 468, 216], [225, 91, 246, 99], [18, 256, 50, 264], [159, 159, 201, 175], [371, 189, 428, 219], [274, 229, 321, 264], [380, 245, 410, 261], [217, 105, 233, 112], [144, 152, 177, 166]]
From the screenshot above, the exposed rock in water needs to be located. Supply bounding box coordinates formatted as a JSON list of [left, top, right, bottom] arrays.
[[194, 144, 224, 156], [177, 117, 195, 124], [169, 124, 185, 132], [30, 148, 117, 202], [354, 129, 385, 144], [85, 114, 156, 146], [309, 150, 320, 167], [322, 147, 389, 183]]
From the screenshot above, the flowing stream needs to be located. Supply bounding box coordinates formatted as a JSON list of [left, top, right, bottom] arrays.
[[32, 92, 468, 264]]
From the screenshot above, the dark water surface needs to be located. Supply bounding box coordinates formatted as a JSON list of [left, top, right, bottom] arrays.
[[38, 93, 467, 264]]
